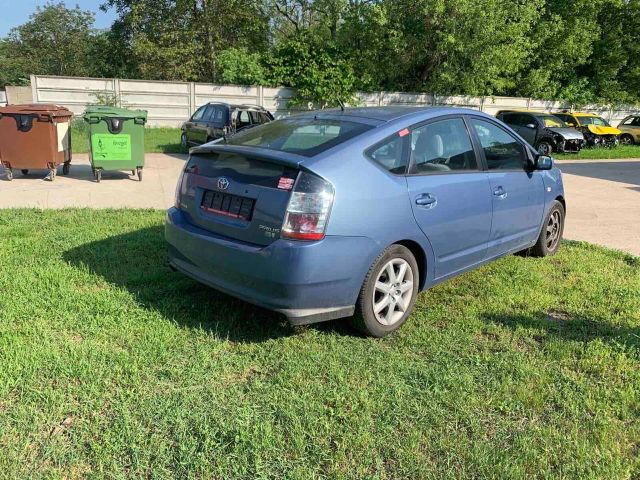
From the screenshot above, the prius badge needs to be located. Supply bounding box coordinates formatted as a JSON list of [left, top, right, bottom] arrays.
[[217, 177, 230, 190]]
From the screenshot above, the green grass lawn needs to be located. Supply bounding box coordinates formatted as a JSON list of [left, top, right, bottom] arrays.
[[555, 144, 640, 160], [0, 210, 639, 479], [71, 125, 185, 155]]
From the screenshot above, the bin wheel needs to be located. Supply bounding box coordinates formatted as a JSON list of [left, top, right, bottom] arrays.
[[62, 163, 70, 175], [6, 169, 13, 181], [137, 168, 143, 182], [131, 170, 136, 176], [49, 168, 56, 182], [21, 169, 29, 176], [95, 169, 102, 183]]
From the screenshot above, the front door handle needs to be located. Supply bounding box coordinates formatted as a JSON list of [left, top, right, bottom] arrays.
[[493, 186, 508, 199], [415, 193, 437, 208]]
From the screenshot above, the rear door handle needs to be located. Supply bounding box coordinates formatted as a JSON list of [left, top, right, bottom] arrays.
[[415, 193, 437, 208], [493, 186, 508, 199]]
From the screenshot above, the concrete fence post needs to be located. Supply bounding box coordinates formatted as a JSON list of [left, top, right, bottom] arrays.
[[30, 75, 38, 103], [114, 78, 121, 107], [480, 96, 486, 112], [189, 82, 196, 116]]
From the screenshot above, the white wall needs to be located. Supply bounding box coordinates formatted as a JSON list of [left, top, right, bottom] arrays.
[[30, 75, 640, 128], [0, 91, 6, 107]]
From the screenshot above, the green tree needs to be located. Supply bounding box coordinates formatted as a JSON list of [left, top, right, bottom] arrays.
[[2, 2, 96, 81], [217, 48, 266, 85], [269, 34, 357, 107]]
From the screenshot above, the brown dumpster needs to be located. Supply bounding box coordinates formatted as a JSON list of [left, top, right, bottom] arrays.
[[0, 104, 73, 181]]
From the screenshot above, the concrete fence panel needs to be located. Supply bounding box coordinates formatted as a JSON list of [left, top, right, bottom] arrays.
[[0, 91, 6, 107], [29, 75, 640, 127]]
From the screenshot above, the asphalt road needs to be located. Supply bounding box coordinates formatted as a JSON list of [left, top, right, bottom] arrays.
[[0, 155, 638, 256]]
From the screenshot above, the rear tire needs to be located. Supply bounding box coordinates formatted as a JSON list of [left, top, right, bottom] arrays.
[[351, 244, 419, 337], [6, 169, 13, 181], [181, 133, 188, 149], [529, 200, 565, 257]]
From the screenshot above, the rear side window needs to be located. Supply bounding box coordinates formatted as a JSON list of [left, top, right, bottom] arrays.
[[366, 135, 407, 174], [470, 119, 527, 171], [411, 118, 478, 173], [227, 118, 374, 157]]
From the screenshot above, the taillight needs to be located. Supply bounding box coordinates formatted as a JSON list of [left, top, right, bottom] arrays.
[[174, 168, 186, 209], [281, 171, 334, 241], [174, 164, 196, 209]]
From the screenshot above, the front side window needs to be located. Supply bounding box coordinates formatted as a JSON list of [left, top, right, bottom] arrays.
[[236, 110, 252, 128], [367, 135, 407, 174], [227, 117, 373, 157], [632, 117, 640, 127], [470, 119, 527, 171], [411, 118, 478, 173]]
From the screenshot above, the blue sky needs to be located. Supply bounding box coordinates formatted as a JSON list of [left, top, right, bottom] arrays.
[[0, 0, 117, 36]]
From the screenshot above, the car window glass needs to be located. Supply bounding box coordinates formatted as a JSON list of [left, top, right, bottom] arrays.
[[208, 106, 225, 123], [367, 135, 407, 174], [503, 113, 524, 126], [411, 118, 478, 173], [202, 105, 216, 121], [192, 106, 206, 121], [622, 117, 635, 125], [471, 119, 527, 171], [540, 115, 565, 128], [227, 118, 373, 157], [237, 110, 251, 128], [249, 111, 266, 124], [259, 112, 272, 124], [632, 117, 640, 126]]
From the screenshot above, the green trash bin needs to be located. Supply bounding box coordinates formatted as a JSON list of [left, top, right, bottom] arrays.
[[83, 106, 147, 182]]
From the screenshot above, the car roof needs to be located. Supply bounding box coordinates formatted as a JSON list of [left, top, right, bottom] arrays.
[[205, 102, 267, 111], [290, 106, 486, 125], [496, 110, 556, 116], [552, 111, 600, 117]]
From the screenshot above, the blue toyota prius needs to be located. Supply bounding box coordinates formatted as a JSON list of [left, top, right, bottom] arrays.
[[166, 107, 565, 337]]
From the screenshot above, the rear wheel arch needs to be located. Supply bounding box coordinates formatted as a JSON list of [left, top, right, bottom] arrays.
[[395, 240, 427, 290]]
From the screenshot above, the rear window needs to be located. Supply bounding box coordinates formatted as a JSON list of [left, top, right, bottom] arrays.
[[226, 117, 374, 157]]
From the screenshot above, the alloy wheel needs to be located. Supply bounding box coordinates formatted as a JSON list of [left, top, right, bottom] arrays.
[[372, 258, 414, 326], [546, 210, 562, 250]]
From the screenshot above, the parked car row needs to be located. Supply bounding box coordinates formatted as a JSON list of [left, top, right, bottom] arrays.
[[495, 109, 640, 154]]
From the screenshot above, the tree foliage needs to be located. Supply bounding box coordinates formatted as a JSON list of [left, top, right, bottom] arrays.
[[2, 0, 640, 105]]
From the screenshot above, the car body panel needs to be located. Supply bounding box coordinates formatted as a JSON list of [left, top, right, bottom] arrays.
[[552, 112, 621, 145], [167, 106, 565, 325], [616, 115, 640, 143], [547, 127, 584, 140]]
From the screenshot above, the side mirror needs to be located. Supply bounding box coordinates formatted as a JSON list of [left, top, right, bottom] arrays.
[[525, 123, 536, 129], [535, 155, 553, 170]]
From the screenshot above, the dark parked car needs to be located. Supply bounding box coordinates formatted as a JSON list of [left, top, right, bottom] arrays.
[[167, 107, 566, 337], [496, 110, 584, 155], [181, 103, 274, 148]]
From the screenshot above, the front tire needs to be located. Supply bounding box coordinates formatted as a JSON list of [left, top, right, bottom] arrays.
[[529, 200, 565, 257], [620, 134, 634, 146], [352, 245, 419, 337], [536, 140, 553, 156]]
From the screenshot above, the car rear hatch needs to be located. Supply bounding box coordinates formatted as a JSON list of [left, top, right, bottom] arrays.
[[177, 145, 304, 246]]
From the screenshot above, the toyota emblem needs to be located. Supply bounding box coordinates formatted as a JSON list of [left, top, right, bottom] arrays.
[[217, 177, 230, 190]]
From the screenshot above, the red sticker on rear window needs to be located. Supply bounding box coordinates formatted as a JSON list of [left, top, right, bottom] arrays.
[[278, 177, 295, 190], [398, 128, 409, 137]]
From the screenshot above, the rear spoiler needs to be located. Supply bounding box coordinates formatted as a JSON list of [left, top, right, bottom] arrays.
[[189, 144, 307, 169]]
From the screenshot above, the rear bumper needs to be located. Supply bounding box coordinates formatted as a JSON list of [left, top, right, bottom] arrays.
[[165, 208, 377, 325]]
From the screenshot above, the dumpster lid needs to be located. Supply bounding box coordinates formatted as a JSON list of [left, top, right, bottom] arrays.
[[84, 106, 148, 120], [0, 104, 73, 118]]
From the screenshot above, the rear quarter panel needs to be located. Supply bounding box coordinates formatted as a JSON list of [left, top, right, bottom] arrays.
[[306, 129, 437, 290]]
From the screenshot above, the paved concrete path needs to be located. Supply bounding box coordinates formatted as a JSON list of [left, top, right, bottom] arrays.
[[1, 154, 638, 256], [0, 153, 187, 209], [556, 158, 639, 256]]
